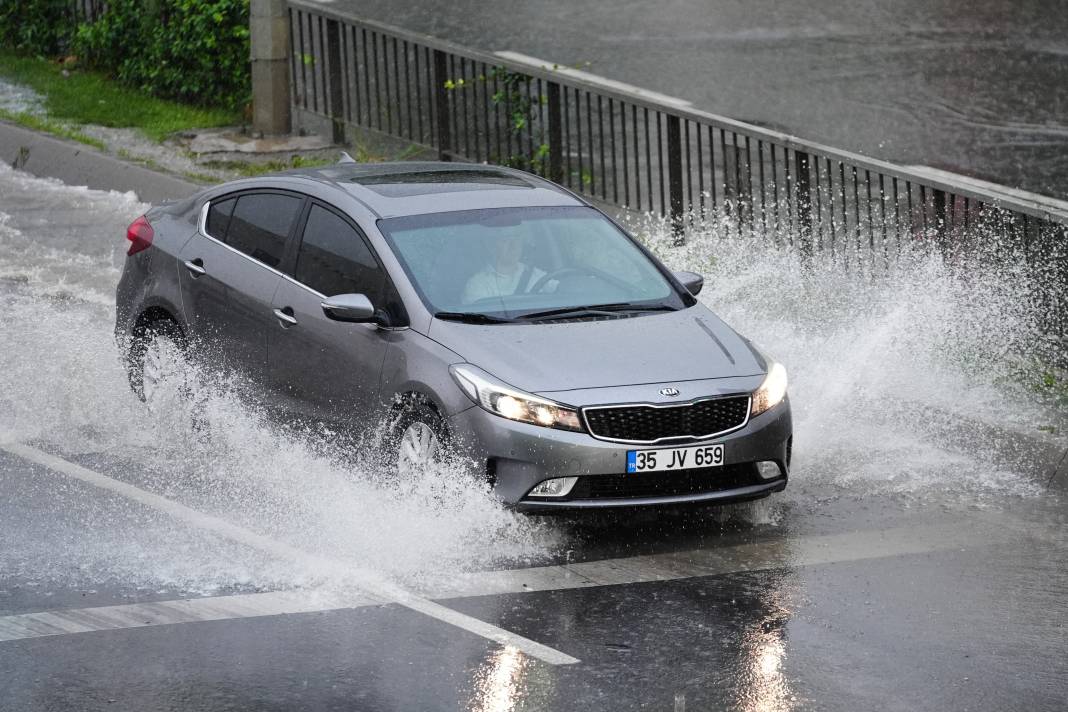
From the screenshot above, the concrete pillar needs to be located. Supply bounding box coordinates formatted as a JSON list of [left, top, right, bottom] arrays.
[[250, 0, 291, 136]]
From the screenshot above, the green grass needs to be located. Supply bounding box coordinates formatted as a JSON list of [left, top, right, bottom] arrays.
[[0, 52, 240, 141], [1035, 367, 1068, 407], [201, 155, 335, 178], [1002, 357, 1068, 431], [0, 107, 105, 149]]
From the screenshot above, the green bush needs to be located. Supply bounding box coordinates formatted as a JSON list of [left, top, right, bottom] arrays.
[[74, 0, 250, 110], [0, 0, 77, 55]]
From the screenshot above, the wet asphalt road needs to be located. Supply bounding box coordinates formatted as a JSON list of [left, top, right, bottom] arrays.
[[1, 155, 1067, 709], [1, 446, 1066, 711], [320, 0, 1068, 199]]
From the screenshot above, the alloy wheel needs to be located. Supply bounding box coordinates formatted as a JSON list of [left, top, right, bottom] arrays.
[[397, 421, 441, 474]]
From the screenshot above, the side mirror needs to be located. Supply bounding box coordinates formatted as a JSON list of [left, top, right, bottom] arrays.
[[321, 293, 376, 323], [674, 270, 704, 296]]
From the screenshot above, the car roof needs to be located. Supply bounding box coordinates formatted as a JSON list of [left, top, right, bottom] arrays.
[[267, 161, 586, 218]]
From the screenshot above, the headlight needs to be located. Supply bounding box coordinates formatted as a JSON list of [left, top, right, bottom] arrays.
[[450, 364, 584, 432], [751, 362, 788, 416]]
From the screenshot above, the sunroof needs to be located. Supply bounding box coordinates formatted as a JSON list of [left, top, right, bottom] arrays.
[[351, 169, 532, 197]]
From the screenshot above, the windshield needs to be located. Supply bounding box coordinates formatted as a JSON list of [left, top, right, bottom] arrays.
[[378, 206, 688, 320]]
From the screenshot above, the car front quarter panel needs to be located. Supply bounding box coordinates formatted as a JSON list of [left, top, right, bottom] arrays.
[[377, 329, 473, 419]]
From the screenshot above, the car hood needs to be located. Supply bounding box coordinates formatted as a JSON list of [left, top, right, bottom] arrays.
[[428, 305, 767, 393]]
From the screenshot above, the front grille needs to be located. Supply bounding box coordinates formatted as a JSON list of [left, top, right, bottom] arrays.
[[583, 395, 751, 443], [565, 464, 760, 500]]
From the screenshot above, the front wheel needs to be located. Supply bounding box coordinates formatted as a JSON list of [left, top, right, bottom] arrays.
[[391, 403, 449, 477]]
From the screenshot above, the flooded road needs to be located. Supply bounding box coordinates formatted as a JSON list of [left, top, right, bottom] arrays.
[[326, 0, 1068, 200], [0, 164, 1066, 710]]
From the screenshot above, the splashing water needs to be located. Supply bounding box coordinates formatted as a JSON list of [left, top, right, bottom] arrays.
[[0, 77, 44, 116], [0, 164, 1063, 596], [0, 165, 553, 594], [630, 211, 1065, 501]]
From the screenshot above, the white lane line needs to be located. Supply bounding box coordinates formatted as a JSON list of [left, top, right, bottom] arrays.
[[2, 517, 1031, 644], [0, 590, 381, 644], [421, 521, 1032, 600], [2, 443, 580, 665], [0, 506, 1046, 645]]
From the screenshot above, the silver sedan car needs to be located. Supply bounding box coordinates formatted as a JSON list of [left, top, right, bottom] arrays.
[[115, 162, 792, 511]]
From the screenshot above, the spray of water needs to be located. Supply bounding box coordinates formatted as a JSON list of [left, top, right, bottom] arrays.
[[631, 210, 1065, 503], [1, 164, 1063, 597], [0, 166, 553, 595]]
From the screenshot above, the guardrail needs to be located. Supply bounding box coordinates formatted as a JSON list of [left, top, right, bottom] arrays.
[[286, 1, 1066, 334]]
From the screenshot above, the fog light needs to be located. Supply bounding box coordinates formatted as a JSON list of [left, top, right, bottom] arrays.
[[757, 461, 782, 480], [528, 476, 578, 497]]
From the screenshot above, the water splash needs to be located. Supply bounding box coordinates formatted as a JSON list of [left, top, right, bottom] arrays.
[[1, 164, 1063, 597], [0, 164, 553, 594], [630, 210, 1064, 501]]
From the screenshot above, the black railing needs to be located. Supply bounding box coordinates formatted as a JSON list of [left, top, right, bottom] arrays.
[[287, 1, 1067, 335]]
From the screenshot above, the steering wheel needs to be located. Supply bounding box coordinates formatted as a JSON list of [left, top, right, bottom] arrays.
[[527, 265, 634, 294], [527, 266, 599, 293]]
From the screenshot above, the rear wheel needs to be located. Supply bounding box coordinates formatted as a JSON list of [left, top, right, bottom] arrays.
[[128, 319, 188, 408]]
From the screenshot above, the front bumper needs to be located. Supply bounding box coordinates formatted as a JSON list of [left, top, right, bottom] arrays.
[[447, 396, 792, 510]]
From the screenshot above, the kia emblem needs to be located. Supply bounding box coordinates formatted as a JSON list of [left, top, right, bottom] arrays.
[[659, 387, 680, 397]]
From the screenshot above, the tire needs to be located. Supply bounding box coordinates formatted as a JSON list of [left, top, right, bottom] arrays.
[[390, 401, 449, 477], [127, 318, 188, 407]]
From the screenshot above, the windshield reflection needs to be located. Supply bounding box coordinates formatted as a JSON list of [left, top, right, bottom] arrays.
[[379, 206, 686, 319]]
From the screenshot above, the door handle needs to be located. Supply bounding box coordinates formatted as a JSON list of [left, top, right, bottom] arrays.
[[183, 258, 206, 277], [273, 307, 298, 327]]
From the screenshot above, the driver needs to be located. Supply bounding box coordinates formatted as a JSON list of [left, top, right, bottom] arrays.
[[461, 227, 547, 304]]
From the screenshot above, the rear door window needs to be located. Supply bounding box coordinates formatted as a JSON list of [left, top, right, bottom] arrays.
[[225, 193, 302, 269], [205, 197, 235, 239]]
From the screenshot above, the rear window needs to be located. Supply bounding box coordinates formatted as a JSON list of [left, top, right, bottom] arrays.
[[224, 193, 302, 268]]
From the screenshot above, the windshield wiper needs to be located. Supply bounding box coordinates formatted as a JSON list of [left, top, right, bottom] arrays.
[[434, 311, 514, 324], [517, 302, 678, 321]]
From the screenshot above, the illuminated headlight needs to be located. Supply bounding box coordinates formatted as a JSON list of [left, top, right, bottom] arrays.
[[750, 362, 788, 417], [450, 364, 584, 432]]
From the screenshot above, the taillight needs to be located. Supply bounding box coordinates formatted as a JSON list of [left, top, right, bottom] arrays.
[[126, 215, 154, 256]]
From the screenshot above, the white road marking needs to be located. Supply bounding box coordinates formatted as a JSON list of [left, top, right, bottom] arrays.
[[2, 443, 579, 665], [418, 520, 1031, 600], [0, 516, 1038, 645], [3, 444, 1055, 652], [0, 589, 382, 643]]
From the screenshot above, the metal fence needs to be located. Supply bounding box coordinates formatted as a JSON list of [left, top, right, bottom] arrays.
[[286, 0, 1067, 334]]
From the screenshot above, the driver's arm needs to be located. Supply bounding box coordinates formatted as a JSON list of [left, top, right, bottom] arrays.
[[461, 271, 490, 304]]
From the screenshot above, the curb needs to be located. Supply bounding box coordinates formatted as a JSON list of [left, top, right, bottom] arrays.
[[0, 120, 199, 204]]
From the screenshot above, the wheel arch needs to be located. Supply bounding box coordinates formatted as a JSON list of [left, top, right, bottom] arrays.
[[388, 388, 447, 423], [132, 306, 184, 338]]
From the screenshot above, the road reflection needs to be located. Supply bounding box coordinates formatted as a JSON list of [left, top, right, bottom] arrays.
[[736, 592, 794, 712], [468, 644, 559, 712], [458, 509, 799, 711]]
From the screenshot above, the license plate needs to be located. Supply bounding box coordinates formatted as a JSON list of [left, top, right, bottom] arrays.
[[626, 443, 725, 473]]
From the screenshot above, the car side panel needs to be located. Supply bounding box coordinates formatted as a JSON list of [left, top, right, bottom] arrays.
[[376, 329, 472, 419], [114, 210, 197, 342], [176, 232, 282, 388], [267, 278, 392, 428]]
